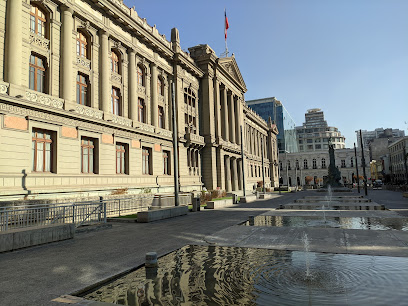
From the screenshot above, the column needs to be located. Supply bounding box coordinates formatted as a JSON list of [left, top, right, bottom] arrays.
[[214, 79, 221, 138], [99, 30, 110, 114], [225, 155, 232, 192], [150, 62, 158, 127], [222, 87, 229, 142], [61, 6, 74, 101], [128, 49, 137, 121], [5, 0, 23, 85], [232, 158, 238, 191], [235, 98, 241, 144], [228, 92, 235, 143], [237, 159, 243, 190], [216, 148, 225, 190]]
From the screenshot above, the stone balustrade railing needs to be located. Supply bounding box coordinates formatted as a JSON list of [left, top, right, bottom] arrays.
[[135, 121, 155, 133], [155, 127, 172, 138], [25, 89, 64, 110], [110, 114, 132, 127], [29, 33, 49, 50], [75, 104, 103, 120]]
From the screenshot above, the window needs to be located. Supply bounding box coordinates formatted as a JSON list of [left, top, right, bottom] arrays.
[[315, 144, 321, 149], [322, 158, 326, 168], [299, 145, 303, 151], [307, 139, 313, 143], [304, 159, 308, 169], [29, 54, 46, 93], [184, 88, 196, 107], [138, 98, 145, 123], [157, 77, 164, 96], [298, 140, 303, 144], [111, 51, 120, 74], [32, 129, 53, 172], [296, 160, 299, 170], [76, 73, 89, 106], [163, 150, 170, 175], [287, 161, 291, 170], [142, 147, 152, 175], [313, 158, 317, 169], [158, 106, 165, 129], [81, 137, 95, 174], [280, 162, 283, 171], [341, 159, 346, 168], [30, 5, 46, 37], [76, 32, 88, 58], [111, 87, 121, 115], [116, 143, 127, 174], [307, 145, 313, 150], [351, 157, 354, 168], [137, 65, 144, 86], [251, 165, 253, 177]]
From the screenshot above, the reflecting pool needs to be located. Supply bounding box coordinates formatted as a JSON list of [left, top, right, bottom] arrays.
[[81, 245, 408, 305], [244, 215, 408, 231]]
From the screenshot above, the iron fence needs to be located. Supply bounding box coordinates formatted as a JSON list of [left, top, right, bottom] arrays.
[[0, 194, 191, 231]]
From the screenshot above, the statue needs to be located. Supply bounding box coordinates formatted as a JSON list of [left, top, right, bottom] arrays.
[[323, 137, 342, 187]]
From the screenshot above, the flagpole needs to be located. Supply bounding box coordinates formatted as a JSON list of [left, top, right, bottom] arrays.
[[221, 8, 229, 57]]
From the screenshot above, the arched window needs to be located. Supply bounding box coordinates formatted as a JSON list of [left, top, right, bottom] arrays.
[[30, 5, 46, 38], [312, 158, 317, 169], [137, 65, 145, 86], [29, 54, 46, 93], [322, 158, 326, 169], [303, 159, 308, 169], [157, 77, 164, 96], [111, 51, 120, 74], [76, 31, 89, 58]]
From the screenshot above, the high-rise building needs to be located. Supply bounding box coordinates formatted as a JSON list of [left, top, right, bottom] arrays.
[[356, 128, 405, 148], [296, 109, 345, 152], [246, 97, 297, 153]]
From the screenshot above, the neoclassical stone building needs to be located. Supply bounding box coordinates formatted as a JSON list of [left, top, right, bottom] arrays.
[[0, 0, 278, 201], [279, 149, 370, 187]]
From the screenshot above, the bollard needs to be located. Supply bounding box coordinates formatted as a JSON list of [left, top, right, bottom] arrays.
[[145, 252, 158, 268], [248, 215, 255, 226]]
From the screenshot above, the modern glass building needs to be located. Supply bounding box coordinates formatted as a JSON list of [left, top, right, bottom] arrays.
[[246, 97, 298, 153]]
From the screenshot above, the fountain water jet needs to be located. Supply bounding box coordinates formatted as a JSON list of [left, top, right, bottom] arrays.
[[302, 232, 312, 279]]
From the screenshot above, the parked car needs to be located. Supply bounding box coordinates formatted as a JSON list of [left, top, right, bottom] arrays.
[[372, 180, 383, 189]]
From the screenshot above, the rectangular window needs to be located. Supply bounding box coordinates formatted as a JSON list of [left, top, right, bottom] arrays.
[[81, 137, 96, 174], [138, 98, 145, 123], [111, 87, 121, 116], [315, 144, 321, 149], [29, 54, 45, 93], [163, 150, 170, 175], [76, 73, 89, 106], [142, 147, 152, 175], [341, 159, 346, 168], [116, 143, 127, 174], [158, 106, 164, 129], [32, 129, 53, 172]]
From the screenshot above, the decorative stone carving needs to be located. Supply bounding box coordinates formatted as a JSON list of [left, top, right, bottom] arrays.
[[75, 104, 103, 120], [29, 33, 50, 50], [136, 122, 155, 133], [158, 96, 164, 104], [113, 41, 121, 49], [111, 72, 122, 83], [111, 114, 132, 127], [156, 127, 172, 138], [138, 86, 146, 95], [25, 91, 64, 109], [76, 56, 91, 70], [0, 82, 9, 95]]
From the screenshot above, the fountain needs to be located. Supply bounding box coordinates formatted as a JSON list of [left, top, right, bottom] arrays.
[[302, 232, 312, 278]]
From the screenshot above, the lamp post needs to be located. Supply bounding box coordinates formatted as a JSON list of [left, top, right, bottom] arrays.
[[359, 130, 368, 196]]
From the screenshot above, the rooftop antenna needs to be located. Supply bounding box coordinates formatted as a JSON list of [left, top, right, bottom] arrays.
[[220, 8, 229, 57]]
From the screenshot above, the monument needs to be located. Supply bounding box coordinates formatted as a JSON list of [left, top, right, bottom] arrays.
[[323, 138, 342, 187]]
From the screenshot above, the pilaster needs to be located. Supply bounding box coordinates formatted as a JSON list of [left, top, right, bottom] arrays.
[[61, 6, 74, 103], [128, 48, 137, 121], [99, 30, 110, 115], [150, 62, 158, 127]]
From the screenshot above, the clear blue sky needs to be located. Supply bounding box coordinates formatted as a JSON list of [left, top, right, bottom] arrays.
[[124, 0, 408, 148]]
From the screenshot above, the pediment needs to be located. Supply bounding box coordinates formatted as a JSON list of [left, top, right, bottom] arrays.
[[218, 57, 247, 92]]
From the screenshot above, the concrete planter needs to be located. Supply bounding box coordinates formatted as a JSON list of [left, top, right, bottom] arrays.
[[240, 195, 257, 203], [206, 198, 234, 209], [137, 206, 188, 223]]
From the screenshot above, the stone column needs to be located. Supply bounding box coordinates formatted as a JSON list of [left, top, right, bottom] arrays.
[[235, 98, 241, 145], [225, 155, 232, 192], [5, 0, 23, 85], [99, 30, 110, 114], [128, 49, 137, 121], [232, 158, 238, 191], [214, 78, 221, 138], [228, 92, 235, 143], [237, 159, 243, 190], [222, 87, 229, 142], [150, 62, 158, 127], [61, 6, 74, 101], [216, 148, 225, 190]]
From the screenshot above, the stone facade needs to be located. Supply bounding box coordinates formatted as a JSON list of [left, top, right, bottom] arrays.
[[388, 137, 408, 184], [0, 0, 278, 201], [279, 149, 370, 187]]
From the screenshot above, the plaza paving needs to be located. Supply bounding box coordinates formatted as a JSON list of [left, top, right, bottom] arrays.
[[0, 189, 407, 306]]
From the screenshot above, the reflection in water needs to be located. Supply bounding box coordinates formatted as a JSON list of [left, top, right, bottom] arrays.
[[244, 215, 408, 231], [82, 245, 408, 305]]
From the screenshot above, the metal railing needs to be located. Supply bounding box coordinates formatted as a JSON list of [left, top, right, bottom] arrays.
[[0, 194, 192, 231]]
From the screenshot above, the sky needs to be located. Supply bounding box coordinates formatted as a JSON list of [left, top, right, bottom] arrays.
[[123, 0, 408, 148]]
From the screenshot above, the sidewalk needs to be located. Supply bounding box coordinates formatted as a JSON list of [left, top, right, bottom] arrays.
[[0, 192, 300, 306]]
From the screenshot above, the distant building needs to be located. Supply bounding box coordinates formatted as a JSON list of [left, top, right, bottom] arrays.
[[388, 137, 408, 184], [296, 109, 346, 152], [246, 97, 297, 153], [356, 128, 405, 161], [279, 149, 370, 187], [357, 128, 405, 148]]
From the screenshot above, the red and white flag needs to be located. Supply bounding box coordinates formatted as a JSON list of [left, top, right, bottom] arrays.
[[224, 9, 229, 40]]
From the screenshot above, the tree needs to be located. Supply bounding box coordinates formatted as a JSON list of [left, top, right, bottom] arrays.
[[305, 176, 313, 185]]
